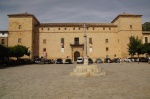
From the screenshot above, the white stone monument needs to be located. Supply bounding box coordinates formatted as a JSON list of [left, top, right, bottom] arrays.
[[70, 24, 106, 77]]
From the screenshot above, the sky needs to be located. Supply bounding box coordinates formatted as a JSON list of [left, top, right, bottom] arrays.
[[0, 0, 150, 30]]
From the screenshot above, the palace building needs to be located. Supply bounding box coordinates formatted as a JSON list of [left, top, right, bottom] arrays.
[[6, 13, 150, 61]]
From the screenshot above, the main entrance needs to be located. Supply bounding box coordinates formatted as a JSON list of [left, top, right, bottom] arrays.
[[74, 51, 80, 61]]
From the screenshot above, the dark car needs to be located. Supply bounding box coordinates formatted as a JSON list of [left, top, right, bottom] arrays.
[[56, 58, 63, 64], [64, 59, 72, 64], [139, 57, 148, 62], [44, 59, 52, 64], [95, 58, 103, 63], [104, 58, 112, 63], [112, 58, 120, 63], [88, 58, 93, 64]]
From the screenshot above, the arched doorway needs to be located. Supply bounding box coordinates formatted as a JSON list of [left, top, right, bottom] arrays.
[[74, 51, 80, 61]]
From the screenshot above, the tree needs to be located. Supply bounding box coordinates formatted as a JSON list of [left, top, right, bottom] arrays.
[[142, 43, 150, 55], [127, 36, 142, 57], [142, 22, 150, 31], [8, 45, 30, 59]]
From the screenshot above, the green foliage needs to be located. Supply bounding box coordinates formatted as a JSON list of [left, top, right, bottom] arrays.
[[142, 22, 150, 31], [0, 44, 8, 57], [127, 36, 142, 56], [142, 43, 150, 55]]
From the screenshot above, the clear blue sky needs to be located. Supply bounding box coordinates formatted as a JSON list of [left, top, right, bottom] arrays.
[[0, 0, 150, 30]]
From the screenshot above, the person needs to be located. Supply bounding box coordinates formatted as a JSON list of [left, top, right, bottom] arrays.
[[120, 58, 122, 64], [148, 57, 150, 64], [137, 58, 139, 64]]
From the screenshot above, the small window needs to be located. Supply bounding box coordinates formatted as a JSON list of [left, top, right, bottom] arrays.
[[64, 27, 67, 30], [43, 48, 46, 52], [79, 27, 80, 30], [48, 28, 50, 30], [73, 27, 75, 30], [61, 38, 64, 48], [74, 38, 79, 45], [41, 28, 43, 30], [2, 33, 4, 35], [58, 28, 60, 30], [93, 27, 95, 30], [130, 25, 132, 29], [103, 27, 105, 30], [43, 39, 46, 44], [89, 38, 92, 44], [18, 38, 22, 43], [105, 39, 108, 43], [106, 47, 109, 51], [18, 25, 22, 29], [1, 39, 5, 44], [109, 28, 111, 30], [145, 37, 148, 43]]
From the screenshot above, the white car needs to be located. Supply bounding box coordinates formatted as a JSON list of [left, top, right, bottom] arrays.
[[124, 58, 131, 62], [77, 57, 83, 64]]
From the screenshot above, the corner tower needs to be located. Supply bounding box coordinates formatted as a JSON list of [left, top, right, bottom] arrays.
[[8, 13, 40, 59]]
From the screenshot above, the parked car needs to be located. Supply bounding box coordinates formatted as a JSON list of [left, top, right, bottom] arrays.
[[139, 57, 148, 62], [88, 58, 93, 64], [112, 58, 120, 63], [56, 58, 63, 64], [124, 58, 132, 62], [77, 57, 83, 64], [64, 59, 72, 64], [95, 58, 103, 63], [44, 59, 52, 64], [104, 58, 112, 63]]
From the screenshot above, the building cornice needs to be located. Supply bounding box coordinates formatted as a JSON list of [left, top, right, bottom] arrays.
[[39, 23, 117, 27], [111, 13, 142, 23]]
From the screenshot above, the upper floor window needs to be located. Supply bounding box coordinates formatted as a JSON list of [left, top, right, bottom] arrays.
[[144, 37, 148, 43], [93, 27, 95, 30], [73, 27, 75, 30], [18, 38, 22, 43], [2, 33, 4, 35], [103, 27, 105, 30], [78, 27, 80, 30], [43, 48, 46, 52], [58, 28, 60, 30], [105, 39, 108, 43], [41, 28, 43, 30], [106, 47, 109, 51], [130, 25, 132, 29], [74, 38, 79, 45], [61, 38, 64, 48], [43, 39, 46, 44], [89, 38, 92, 44], [109, 28, 111, 30], [18, 25, 22, 29], [48, 28, 50, 30], [64, 27, 67, 30], [1, 39, 5, 44]]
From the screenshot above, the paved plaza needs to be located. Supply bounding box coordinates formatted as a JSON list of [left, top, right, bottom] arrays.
[[0, 62, 150, 99]]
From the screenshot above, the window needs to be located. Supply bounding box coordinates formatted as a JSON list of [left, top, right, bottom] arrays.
[[74, 38, 79, 45], [1, 39, 5, 44], [43, 39, 46, 44], [18, 25, 22, 29], [109, 28, 111, 30], [61, 38, 64, 48], [130, 25, 132, 29], [106, 47, 109, 51], [18, 38, 21, 43], [89, 38, 92, 44], [43, 48, 46, 52], [64, 27, 67, 30], [105, 39, 108, 43], [58, 28, 60, 30], [48, 28, 50, 30], [103, 27, 105, 30], [73, 27, 75, 30], [2, 33, 4, 35], [145, 37, 148, 43], [41, 28, 43, 30], [93, 27, 95, 30], [79, 27, 80, 30]]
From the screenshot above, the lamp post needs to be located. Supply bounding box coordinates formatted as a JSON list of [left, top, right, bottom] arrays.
[[83, 23, 88, 65]]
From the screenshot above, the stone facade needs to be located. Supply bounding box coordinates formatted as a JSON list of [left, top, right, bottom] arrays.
[[7, 13, 150, 61], [0, 31, 8, 47]]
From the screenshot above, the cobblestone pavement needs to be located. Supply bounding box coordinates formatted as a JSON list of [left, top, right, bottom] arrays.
[[0, 63, 150, 99]]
